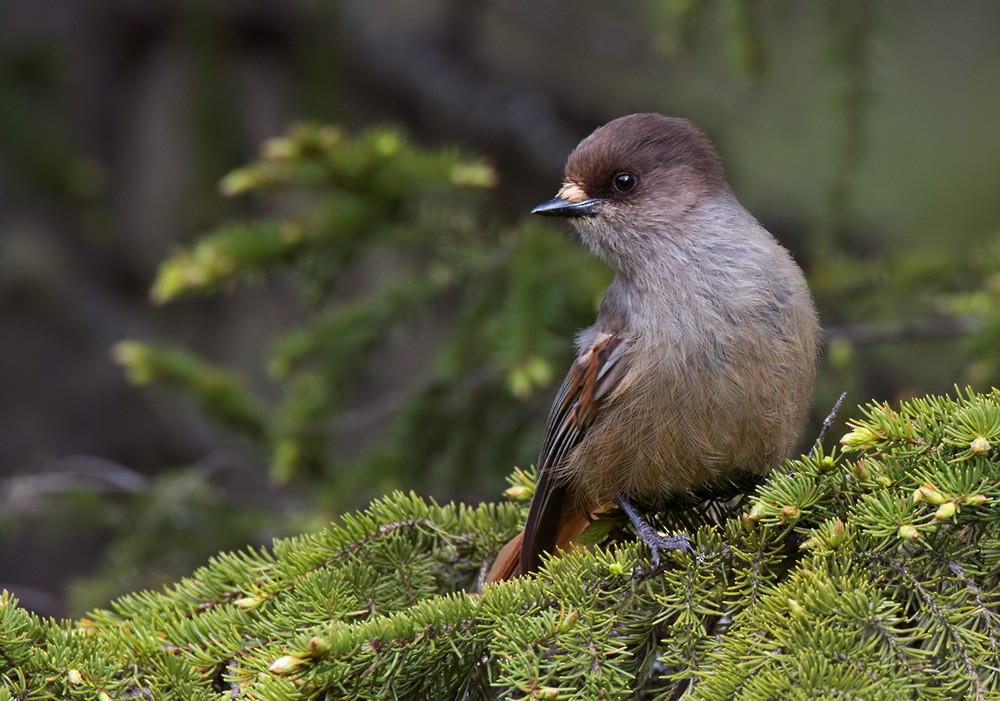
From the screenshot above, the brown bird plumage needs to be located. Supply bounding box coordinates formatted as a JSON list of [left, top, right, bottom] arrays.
[[486, 114, 819, 582]]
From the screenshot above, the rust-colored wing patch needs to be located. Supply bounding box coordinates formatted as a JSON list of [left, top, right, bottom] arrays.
[[517, 332, 628, 575]]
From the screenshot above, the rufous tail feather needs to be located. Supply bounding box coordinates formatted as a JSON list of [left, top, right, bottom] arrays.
[[483, 509, 594, 584]]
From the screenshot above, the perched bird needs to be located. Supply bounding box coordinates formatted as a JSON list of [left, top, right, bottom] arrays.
[[486, 113, 819, 582]]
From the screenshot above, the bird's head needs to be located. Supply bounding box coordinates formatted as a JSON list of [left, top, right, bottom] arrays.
[[533, 113, 732, 272]]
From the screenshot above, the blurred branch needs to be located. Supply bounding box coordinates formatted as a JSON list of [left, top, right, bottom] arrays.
[[824, 315, 981, 346], [0, 452, 272, 518], [334, 8, 583, 176], [0, 456, 149, 522], [333, 364, 496, 433], [4, 455, 148, 497]]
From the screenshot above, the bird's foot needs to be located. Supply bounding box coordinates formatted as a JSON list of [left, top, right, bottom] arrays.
[[616, 495, 693, 570]]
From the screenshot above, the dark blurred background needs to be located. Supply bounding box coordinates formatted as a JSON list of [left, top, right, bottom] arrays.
[[3, 0, 1000, 617]]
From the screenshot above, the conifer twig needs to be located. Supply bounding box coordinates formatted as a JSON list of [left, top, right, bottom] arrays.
[[813, 391, 847, 450]]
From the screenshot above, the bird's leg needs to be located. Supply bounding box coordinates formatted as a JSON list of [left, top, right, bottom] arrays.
[[616, 495, 693, 570]]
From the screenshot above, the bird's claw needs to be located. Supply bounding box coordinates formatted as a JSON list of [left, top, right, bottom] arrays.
[[642, 531, 693, 570], [616, 495, 693, 571]]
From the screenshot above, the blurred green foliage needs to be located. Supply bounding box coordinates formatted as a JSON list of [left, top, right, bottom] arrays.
[[0, 45, 100, 205], [116, 122, 609, 504]]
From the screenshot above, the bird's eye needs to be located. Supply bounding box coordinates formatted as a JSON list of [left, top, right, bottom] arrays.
[[612, 172, 637, 193]]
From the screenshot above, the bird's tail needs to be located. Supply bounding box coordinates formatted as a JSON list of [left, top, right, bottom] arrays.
[[483, 530, 524, 583], [483, 509, 595, 585]]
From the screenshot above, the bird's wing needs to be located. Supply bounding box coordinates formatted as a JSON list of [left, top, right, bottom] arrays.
[[517, 331, 629, 574]]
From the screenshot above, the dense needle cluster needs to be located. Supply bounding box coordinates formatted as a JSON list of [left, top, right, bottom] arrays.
[[2, 389, 1000, 699]]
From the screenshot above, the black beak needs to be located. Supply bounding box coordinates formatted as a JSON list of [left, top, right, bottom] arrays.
[[530, 197, 601, 218]]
